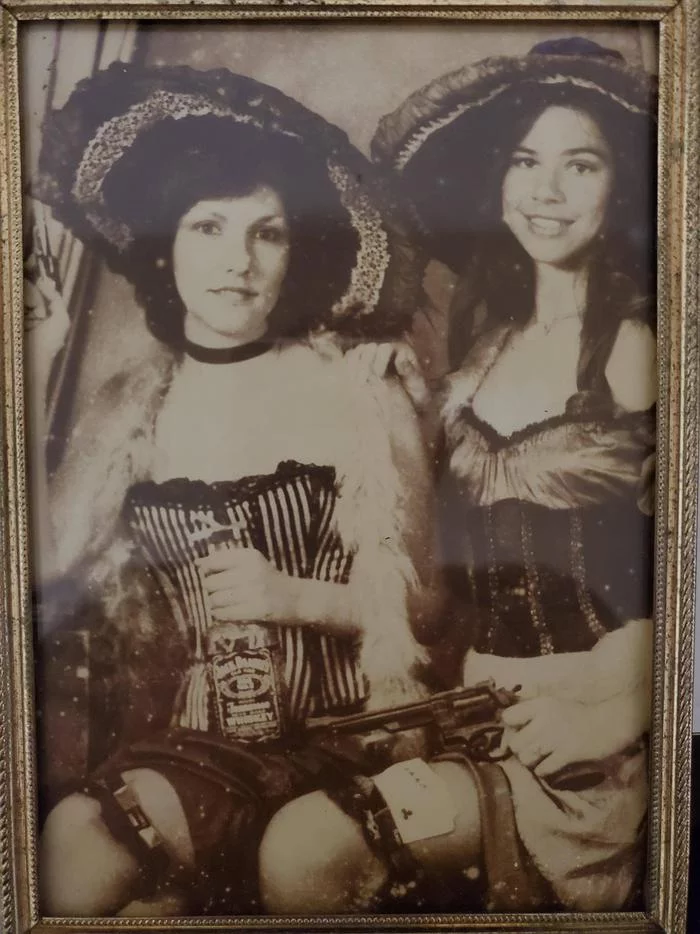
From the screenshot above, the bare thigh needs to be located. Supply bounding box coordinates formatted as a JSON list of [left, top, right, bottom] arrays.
[[121, 767, 195, 867], [404, 760, 482, 874], [259, 758, 481, 913], [40, 768, 194, 916]]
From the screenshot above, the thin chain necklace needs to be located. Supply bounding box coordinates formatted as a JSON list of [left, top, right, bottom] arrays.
[[532, 271, 587, 336], [535, 312, 583, 337]]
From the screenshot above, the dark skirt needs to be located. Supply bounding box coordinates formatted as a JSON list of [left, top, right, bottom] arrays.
[[92, 726, 377, 914]]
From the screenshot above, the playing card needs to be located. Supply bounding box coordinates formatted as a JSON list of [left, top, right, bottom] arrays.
[[373, 758, 457, 845]]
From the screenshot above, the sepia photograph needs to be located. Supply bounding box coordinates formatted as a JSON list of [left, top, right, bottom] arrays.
[[0, 4, 696, 932]]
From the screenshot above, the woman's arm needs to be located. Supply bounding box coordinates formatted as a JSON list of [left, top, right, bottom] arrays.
[[465, 618, 653, 703], [605, 319, 657, 413], [199, 546, 363, 638], [493, 618, 653, 775], [200, 546, 444, 643]]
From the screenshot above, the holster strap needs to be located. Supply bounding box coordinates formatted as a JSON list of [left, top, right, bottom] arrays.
[[326, 774, 422, 884], [82, 775, 172, 893], [434, 753, 556, 911]]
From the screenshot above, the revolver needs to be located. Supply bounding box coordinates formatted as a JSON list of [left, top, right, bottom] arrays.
[[306, 679, 517, 761]]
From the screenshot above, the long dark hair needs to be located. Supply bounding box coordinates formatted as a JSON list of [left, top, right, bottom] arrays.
[[439, 83, 656, 375], [100, 115, 360, 349]]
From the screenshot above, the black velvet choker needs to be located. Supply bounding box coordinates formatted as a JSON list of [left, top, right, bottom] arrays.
[[182, 339, 273, 364]]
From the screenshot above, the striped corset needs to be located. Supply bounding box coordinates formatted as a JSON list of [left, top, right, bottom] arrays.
[[123, 460, 366, 735]]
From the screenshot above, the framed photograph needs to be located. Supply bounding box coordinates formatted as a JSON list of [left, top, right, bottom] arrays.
[[0, 2, 697, 932]]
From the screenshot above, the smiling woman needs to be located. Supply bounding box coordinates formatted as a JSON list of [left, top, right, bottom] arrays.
[[501, 106, 614, 269], [259, 38, 657, 916], [467, 105, 618, 437]]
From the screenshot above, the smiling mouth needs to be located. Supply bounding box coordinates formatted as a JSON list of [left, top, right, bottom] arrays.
[[524, 216, 574, 237]]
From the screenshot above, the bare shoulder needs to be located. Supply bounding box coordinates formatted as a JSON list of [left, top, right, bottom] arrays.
[[605, 319, 657, 413]]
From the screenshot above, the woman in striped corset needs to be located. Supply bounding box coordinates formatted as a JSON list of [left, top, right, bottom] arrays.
[[28, 64, 436, 917]]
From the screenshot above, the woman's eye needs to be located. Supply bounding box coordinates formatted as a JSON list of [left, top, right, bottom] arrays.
[[511, 156, 537, 169], [192, 220, 221, 235], [255, 226, 288, 245], [569, 161, 597, 175]]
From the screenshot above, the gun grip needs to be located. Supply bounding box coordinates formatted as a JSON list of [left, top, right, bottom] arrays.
[[444, 724, 508, 761]]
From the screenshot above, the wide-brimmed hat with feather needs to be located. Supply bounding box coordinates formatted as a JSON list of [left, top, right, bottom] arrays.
[[371, 38, 657, 273], [33, 62, 420, 338]]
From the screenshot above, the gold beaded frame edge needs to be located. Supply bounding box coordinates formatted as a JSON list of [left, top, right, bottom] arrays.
[[0, 2, 696, 932]]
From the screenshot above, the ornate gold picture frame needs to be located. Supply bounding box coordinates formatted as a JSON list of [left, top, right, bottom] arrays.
[[0, 2, 697, 932]]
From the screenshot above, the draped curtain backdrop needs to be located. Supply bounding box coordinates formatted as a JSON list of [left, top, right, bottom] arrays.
[[20, 22, 141, 467]]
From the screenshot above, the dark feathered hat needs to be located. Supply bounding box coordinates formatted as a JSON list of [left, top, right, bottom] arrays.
[[33, 62, 420, 337], [371, 39, 657, 272]]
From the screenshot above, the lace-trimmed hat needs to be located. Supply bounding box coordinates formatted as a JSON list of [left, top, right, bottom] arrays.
[[371, 38, 657, 272], [33, 62, 419, 337]]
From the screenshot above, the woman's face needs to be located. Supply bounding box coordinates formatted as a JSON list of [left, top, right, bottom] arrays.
[[173, 185, 290, 347], [501, 105, 614, 268]]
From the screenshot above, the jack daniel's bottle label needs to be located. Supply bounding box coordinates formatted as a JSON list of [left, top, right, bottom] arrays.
[[207, 622, 285, 742], [192, 521, 287, 743]]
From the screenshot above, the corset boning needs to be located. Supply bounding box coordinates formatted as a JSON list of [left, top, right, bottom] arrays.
[[123, 461, 366, 735], [441, 496, 653, 657], [439, 407, 654, 658]]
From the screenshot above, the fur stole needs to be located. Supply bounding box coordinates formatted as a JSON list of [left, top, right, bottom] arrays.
[[316, 337, 433, 707], [45, 337, 432, 720]]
